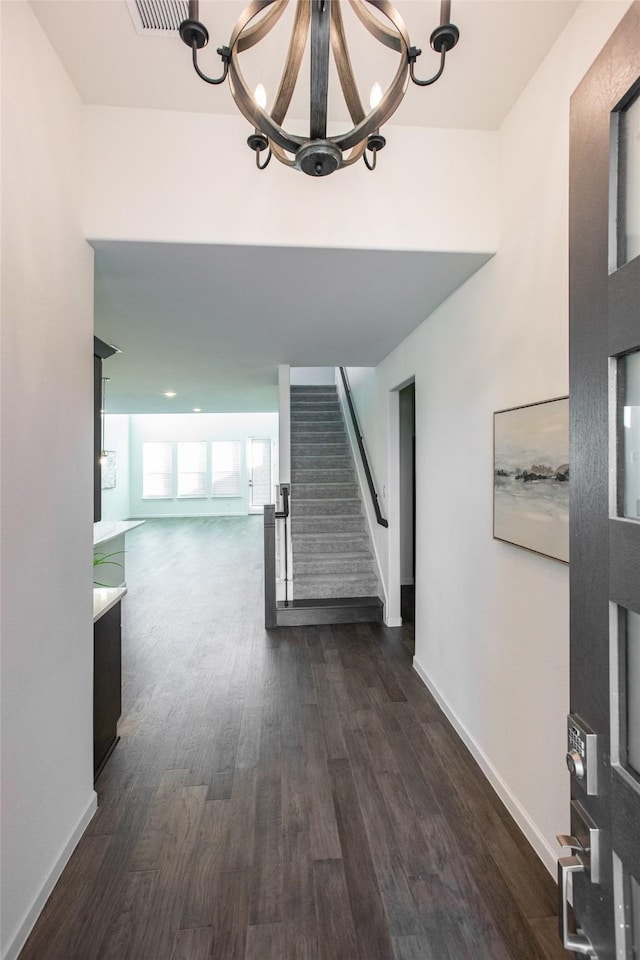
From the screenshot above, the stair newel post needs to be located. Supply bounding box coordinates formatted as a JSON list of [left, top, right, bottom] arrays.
[[264, 504, 277, 628], [281, 484, 290, 607]]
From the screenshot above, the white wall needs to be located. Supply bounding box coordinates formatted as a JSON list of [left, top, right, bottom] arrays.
[[101, 414, 131, 521], [0, 4, 96, 958], [128, 413, 278, 518], [83, 107, 498, 255], [346, 0, 633, 873], [290, 367, 336, 386]]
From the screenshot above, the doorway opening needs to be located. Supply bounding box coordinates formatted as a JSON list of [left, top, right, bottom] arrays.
[[399, 381, 416, 629]]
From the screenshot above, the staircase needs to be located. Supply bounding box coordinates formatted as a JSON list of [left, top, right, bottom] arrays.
[[280, 384, 382, 625]]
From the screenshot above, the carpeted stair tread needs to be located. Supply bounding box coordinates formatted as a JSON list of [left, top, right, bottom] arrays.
[[291, 430, 343, 436], [291, 386, 338, 393], [291, 404, 341, 414], [294, 573, 380, 600], [292, 482, 360, 499], [291, 444, 351, 457], [292, 532, 371, 548], [291, 410, 342, 419], [291, 417, 344, 433], [292, 468, 356, 483], [292, 499, 363, 517], [291, 429, 347, 439], [292, 516, 369, 533], [292, 457, 354, 470], [294, 556, 375, 575]]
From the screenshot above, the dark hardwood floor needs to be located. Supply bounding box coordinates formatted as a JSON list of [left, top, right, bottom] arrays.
[[19, 517, 569, 960]]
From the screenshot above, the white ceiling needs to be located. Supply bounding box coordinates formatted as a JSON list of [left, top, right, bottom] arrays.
[[32, 0, 579, 130], [32, 0, 579, 413], [94, 241, 490, 412]]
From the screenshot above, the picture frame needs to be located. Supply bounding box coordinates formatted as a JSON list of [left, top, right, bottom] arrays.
[[493, 396, 569, 563]]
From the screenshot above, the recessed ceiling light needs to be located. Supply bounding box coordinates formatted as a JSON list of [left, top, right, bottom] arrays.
[[193, 407, 202, 413], [164, 391, 177, 398]]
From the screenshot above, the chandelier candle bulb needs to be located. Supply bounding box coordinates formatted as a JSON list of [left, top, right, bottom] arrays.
[[178, 0, 460, 175]]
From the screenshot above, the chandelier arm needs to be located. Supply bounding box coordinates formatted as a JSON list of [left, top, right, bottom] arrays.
[[330, 0, 365, 124], [191, 41, 229, 85], [236, 0, 288, 54], [410, 48, 447, 87], [348, 0, 403, 53], [310, 0, 331, 141], [269, 141, 298, 167], [363, 149, 377, 171], [271, 0, 312, 127], [256, 147, 272, 169]]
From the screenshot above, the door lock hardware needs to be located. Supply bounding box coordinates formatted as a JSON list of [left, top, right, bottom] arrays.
[[566, 751, 585, 779], [557, 855, 597, 956], [557, 834, 586, 855], [556, 830, 597, 883], [570, 800, 601, 886], [567, 714, 598, 795]]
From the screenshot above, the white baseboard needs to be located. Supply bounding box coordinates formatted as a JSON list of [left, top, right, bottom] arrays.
[[412, 657, 557, 877], [385, 616, 403, 627], [3, 791, 98, 960]]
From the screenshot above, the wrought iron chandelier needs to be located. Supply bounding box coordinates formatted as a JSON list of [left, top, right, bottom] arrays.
[[179, 0, 459, 176]]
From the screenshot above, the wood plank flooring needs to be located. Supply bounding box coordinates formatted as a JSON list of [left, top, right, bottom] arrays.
[[19, 517, 570, 960]]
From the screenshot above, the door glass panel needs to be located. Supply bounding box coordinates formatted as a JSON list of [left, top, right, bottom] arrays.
[[622, 352, 640, 519], [627, 609, 640, 777], [249, 439, 272, 509], [632, 874, 640, 956], [619, 90, 640, 266], [613, 855, 640, 959]]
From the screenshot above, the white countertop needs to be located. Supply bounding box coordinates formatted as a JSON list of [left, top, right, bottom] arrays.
[[93, 519, 144, 548], [93, 586, 127, 623]]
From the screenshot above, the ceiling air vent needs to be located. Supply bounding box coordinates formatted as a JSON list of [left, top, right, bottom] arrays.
[[126, 0, 189, 37]]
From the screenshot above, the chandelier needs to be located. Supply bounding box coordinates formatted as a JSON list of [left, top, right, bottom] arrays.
[[179, 0, 459, 176]]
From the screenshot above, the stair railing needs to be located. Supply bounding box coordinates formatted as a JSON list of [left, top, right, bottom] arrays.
[[263, 483, 290, 629], [276, 484, 290, 607], [339, 367, 388, 528]]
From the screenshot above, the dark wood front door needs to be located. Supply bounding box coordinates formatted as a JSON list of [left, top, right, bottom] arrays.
[[568, 4, 640, 957]]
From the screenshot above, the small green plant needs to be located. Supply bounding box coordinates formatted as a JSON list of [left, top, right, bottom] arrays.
[[93, 550, 124, 587]]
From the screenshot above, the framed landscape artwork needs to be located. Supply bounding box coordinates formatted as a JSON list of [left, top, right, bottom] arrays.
[[494, 397, 569, 563]]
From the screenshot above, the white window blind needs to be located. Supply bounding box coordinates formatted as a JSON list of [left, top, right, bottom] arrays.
[[211, 441, 241, 497], [143, 441, 172, 498], [177, 441, 207, 497]]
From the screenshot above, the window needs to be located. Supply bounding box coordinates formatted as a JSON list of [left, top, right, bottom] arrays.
[[211, 441, 241, 497], [177, 441, 207, 498], [142, 442, 172, 498]]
